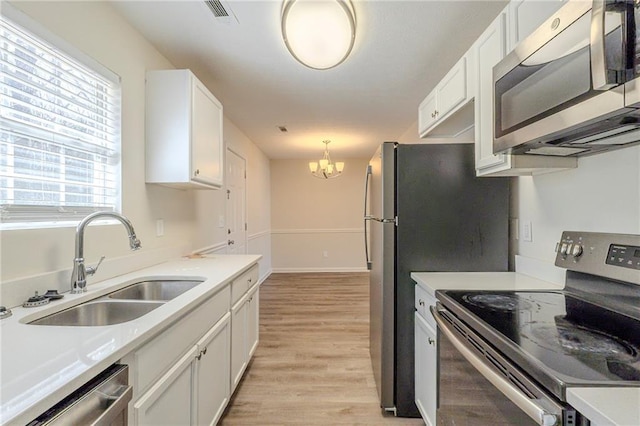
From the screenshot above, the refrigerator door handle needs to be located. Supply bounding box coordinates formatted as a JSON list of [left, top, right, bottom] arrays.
[[364, 165, 372, 270], [370, 217, 395, 224]]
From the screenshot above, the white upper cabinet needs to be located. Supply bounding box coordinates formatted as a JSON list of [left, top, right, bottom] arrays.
[[419, 51, 476, 138], [146, 69, 224, 189], [474, 4, 576, 176]]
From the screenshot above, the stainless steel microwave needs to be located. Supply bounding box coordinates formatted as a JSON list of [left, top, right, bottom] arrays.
[[493, 0, 640, 157]]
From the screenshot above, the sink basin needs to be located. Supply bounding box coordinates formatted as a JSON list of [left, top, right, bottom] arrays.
[[29, 301, 164, 326], [107, 279, 203, 301]]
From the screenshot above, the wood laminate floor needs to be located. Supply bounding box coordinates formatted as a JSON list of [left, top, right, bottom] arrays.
[[220, 273, 425, 425]]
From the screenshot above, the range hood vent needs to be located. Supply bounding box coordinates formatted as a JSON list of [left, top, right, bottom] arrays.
[[204, 0, 238, 23]]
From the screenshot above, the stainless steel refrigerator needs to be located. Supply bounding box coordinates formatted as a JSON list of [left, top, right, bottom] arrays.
[[364, 142, 509, 417]]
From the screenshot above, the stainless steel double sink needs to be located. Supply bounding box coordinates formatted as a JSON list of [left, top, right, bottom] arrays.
[[29, 280, 203, 326]]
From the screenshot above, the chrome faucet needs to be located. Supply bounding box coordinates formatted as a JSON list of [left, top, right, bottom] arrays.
[[71, 211, 142, 294]]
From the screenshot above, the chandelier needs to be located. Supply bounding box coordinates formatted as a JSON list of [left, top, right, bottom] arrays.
[[309, 140, 344, 179]]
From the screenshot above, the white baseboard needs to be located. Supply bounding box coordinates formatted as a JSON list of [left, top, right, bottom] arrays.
[[258, 268, 272, 284]]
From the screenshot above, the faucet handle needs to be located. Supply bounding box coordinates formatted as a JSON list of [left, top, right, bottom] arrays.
[[86, 256, 106, 276]]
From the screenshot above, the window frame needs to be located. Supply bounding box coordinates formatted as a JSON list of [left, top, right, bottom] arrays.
[[0, 3, 122, 230]]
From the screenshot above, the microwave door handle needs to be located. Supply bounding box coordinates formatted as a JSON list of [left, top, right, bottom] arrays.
[[430, 306, 559, 426], [363, 164, 372, 270], [591, 0, 624, 90]]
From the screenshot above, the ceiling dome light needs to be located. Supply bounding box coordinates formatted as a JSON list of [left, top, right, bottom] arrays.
[[281, 0, 356, 70]]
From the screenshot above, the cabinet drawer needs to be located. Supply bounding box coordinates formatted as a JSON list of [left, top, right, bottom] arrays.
[[415, 285, 437, 331], [231, 264, 258, 305], [133, 284, 230, 395]]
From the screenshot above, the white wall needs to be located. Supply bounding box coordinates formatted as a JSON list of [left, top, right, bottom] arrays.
[[512, 145, 640, 264], [270, 158, 369, 272], [194, 118, 272, 281], [0, 1, 272, 307]]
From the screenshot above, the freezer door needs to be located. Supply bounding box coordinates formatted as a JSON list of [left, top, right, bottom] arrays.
[[368, 142, 396, 412]]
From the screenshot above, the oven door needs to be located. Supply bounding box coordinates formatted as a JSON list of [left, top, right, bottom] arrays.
[[493, 0, 628, 155], [431, 305, 569, 426]]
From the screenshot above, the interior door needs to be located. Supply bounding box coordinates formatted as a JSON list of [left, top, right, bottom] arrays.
[[226, 149, 247, 254]]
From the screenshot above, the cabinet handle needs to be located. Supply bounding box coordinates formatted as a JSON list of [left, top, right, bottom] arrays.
[[202, 347, 207, 356], [228, 240, 235, 245], [419, 299, 425, 306], [196, 353, 202, 360], [248, 278, 252, 283], [431, 112, 435, 118], [428, 337, 435, 345], [435, 110, 439, 116]]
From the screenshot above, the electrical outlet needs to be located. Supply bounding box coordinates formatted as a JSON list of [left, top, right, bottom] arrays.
[[511, 219, 519, 241], [522, 220, 533, 242], [156, 219, 164, 237], [322, 251, 329, 258], [218, 215, 225, 228]]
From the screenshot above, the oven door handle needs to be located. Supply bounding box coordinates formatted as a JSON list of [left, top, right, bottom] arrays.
[[430, 306, 559, 426]]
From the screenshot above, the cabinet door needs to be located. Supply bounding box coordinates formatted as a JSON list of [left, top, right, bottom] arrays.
[[195, 313, 231, 426], [246, 285, 259, 359], [474, 9, 510, 172], [134, 346, 197, 426], [191, 77, 224, 188], [509, 0, 566, 51], [415, 312, 437, 426], [230, 296, 248, 391], [437, 57, 467, 119], [418, 91, 438, 136]]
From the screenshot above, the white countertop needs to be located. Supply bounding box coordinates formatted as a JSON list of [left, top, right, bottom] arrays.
[[0, 254, 260, 426], [411, 271, 639, 426], [567, 388, 640, 426]]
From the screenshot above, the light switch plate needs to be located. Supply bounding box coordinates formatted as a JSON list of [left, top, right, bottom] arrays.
[[522, 220, 533, 242], [156, 219, 164, 237]]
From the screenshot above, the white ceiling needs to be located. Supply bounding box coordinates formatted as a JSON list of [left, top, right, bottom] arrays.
[[111, 0, 507, 160]]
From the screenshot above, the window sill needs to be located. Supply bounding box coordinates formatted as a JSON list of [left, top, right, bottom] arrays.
[[1, 219, 122, 231]]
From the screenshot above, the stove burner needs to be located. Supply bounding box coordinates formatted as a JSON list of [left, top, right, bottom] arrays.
[[462, 294, 533, 312], [531, 324, 638, 362]]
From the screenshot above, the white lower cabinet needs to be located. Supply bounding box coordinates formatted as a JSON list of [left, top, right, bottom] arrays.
[[231, 283, 259, 392], [230, 293, 248, 391], [133, 315, 231, 426], [123, 262, 259, 426], [246, 285, 259, 359], [415, 312, 437, 426], [195, 314, 231, 426], [134, 346, 197, 426], [415, 284, 438, 426]]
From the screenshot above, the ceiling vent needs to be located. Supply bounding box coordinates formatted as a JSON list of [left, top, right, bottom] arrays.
[[204, 0, 238, 24]]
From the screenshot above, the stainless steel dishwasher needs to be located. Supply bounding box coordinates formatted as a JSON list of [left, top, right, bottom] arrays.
[[27, 364, 132, 426]]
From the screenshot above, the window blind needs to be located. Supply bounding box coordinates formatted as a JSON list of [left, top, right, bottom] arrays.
[[0, 15, 121, 225]]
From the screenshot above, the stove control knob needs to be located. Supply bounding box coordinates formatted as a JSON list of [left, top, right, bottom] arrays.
[[541, 413, 558, 426], [571, 244, 583, 258]]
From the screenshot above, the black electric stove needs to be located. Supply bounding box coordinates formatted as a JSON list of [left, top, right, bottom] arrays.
[[435, 231, 640, 415]]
